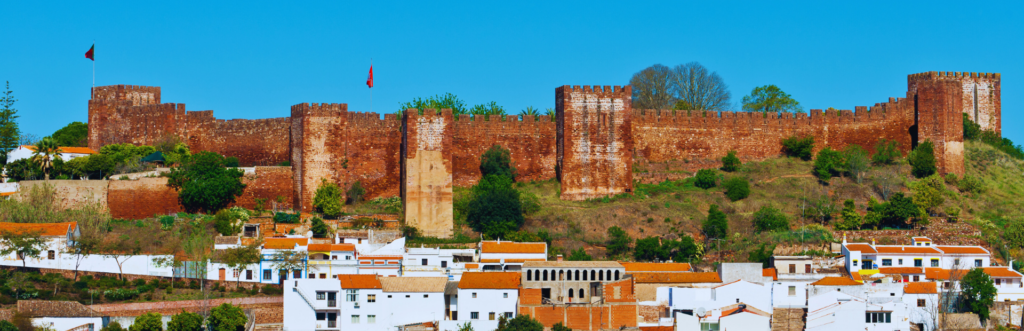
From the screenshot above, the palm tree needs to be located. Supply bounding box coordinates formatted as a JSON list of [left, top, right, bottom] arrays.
[[31, 136, 61, 180], [544, 108, 556, 121], [519, 106, 540, 120]]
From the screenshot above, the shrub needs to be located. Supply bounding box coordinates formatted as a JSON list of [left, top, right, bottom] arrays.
[[208, 303, 247, 331], [781, 136, 814, 160], [748, 244, 775, 268], [813, 147, 845, 181], [843, 144, 869, 183], [103, 288, 140, 301], [480, 145, 517, 181], [963, 113, 982, 140], [567, 248, 592, 261], [345, 181, 365, 204], [130, 312, 164, 331], [908, 141, 937, 178], [606, 226, 631, 257], [166, 151, 246, 213], [309, 217, 331, 238], [694, 169, 717, 189], [273, 212, 300, 224], [101, 322, 126, 331], [167, 311, 204, 331], [911, 175, 945, 214], [261, 285, 283, 295], [958, 175, 984, 195], [722, 177, 750, 201], [633, 237, 663, 261], [720, 150, 741, 172], [214, 210, 242, 236], [752, 205, 789, 233], [835, 200, 862, 230], [702, 205, 728, 239], [520, 192, 541, 215], [313, 179, 344, 218], [465, 175, 523, 239], [979, 130, 1024, 160], [224, 157, 240, 168], [872, 139, 901, 165]]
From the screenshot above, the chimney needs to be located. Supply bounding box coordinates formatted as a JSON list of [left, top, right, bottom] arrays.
[[556, 254, 563, 262]]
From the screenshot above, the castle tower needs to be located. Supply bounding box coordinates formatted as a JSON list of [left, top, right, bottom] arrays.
[[87, 85, 162, 150], [909, 71, 1001, 135], [402, 109, 454, 238], [290, 103, 349, 212], [914, 78, 965, 176], [556, 85, 633, 200]]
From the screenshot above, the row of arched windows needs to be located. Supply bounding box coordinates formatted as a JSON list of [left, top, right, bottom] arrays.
[[525, 269, 619, 282], [568, 288, 585, 298]]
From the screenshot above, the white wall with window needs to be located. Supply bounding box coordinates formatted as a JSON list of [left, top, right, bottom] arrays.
[[771, 281, 807, 308], [444, 273, 519, 331]]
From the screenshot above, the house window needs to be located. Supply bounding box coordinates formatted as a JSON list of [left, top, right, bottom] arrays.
[[319, 273, 326, 279], [351, 315, 359, 323], [882, 259, 892, 266], [332, 255, 337, 260], [913, 276, 920, 282], [788, 286, 796, 296], [346, 256, 351, 260], [930, 259, 939, 267], [898, 259, 903, 265], [246, 270, 253, 280], [852, 260, 858, 267], [996, 279, 1002, 286], [368, 315, 375, 324], [954, 258, 960, 265], [918, 299, 926, 307], [527, 271, 532, 281], [406, 295, 410, 298], [489, 312, 496, 320], [263, 270, 271, 280], [317, 292, 326, 300], [233, 269, 240, 278], [914, 259, 923, 267], [865, 312, 891, 323], [805, 264, 811, 273], [441, 261, 448, 268], [504, 312, 513, 318], [47, 251, 55, 260], [316, 312, 325, 320], [346, 290, 357, 302], [424, 294, 428, 298], [471, 312, 479, 320], [422, 259, 428, 266], [472, 292, 477, 298], [293, 270, 301, 278], [368, 294, 376, 303], [387, 295, 392, 298], [503, 293, 508, 298], [789, 264, 795, 273], [976, 259, 983, 267]]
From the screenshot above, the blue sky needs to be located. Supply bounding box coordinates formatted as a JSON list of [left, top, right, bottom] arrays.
[[3, 1, 1022, 144]]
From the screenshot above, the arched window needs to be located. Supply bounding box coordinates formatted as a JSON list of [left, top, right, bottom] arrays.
[[583, 270, 588, 281], [606, 270, 611, 280], [568, 288, 574, 298], [543, 270, 548, 281], [614, 270, 620, 280], [591, 270, 596, 281], [575, 270, 580, 280], [579, 288, 585, 298], [527, 269, 532, 281], [559, 270, 564, 281], [599, 270, 604, 281], [535, 270, 540, 281]]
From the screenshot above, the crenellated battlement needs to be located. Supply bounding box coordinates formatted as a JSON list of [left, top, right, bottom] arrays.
[[290, 103, 348, 118], [909, 71, 1001, 81], [91, 85, 161, 105]]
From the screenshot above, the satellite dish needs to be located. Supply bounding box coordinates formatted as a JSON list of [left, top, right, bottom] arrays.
[[695, 307, 706, 317]]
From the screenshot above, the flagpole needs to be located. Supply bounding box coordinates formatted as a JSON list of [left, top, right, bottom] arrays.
[[370, 58, 373, 113], [92, 41, 95, 99]]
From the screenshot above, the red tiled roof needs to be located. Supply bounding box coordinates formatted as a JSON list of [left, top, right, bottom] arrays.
[[464, 263, 479, 269], [0, 222, 75, 237], [338, 274, 382, 289], [983, 267, 1023, 278], [810, 277, 862, 286], [936, 246, 989, 255], [631, 272, 721, 284], [912, 237, 931, 242], [925, 268, 967, 280], [878, 267, 924, 274], [480, 259, 545, 263], [621, 262, 691, 272], [458, 272, 521, 289], [904, 282, 938, 294], [844, 244, 876, 253], [763, 268, 777, 281], [874, 246, 942, 254], [480, 241, 546, 254], [307, 244, 356, 252], [21, 145, 98, 155], [263, 238, 308, 249]]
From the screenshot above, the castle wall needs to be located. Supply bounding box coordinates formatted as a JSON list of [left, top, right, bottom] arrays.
[[107, 177, 182, 219], [403, 109, 454, 238], [915, 79, 965, 176], [909, 71, 1000, 135], [234, 166, 296, 211], [451, 114, 557, 186], [343, 112, 403, 200], [556, 85, 633, 201], [290, 103, 347, 213]]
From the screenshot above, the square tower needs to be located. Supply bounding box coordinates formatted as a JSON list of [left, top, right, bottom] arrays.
[[402, 109, 454, 238], [556, 85, 633, 201]]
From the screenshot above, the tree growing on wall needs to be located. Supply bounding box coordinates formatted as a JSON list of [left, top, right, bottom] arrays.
[[398, 93, 468, 117], [480, 144, 517, 181], [0, 229, 47, 267], [741, 85, 802, 113], [0, 82, 20, 165], [781, 136, 815, 161], [313, 179, 344, 218], [671, 62, 732, 111], [871, 139, 901, 165], [166, 151, 246, 213], [959, 268, 996, 323], [51, 121, 89, 147], [208, 303, 247, 331], [630, 64, 676, 111]]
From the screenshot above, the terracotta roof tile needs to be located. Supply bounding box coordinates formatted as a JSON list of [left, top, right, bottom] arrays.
[[912, 237, 932, 242], [338, 274, 382, 289], [904, 282, 938, 294], [983, 267, 1023, 278], [763, 268, 777, 281], [844, 244, 876, 253], [21, 146, 98, 155], [874, 246, 942, 254], [925, 268, 966, 280], [851, 273, 863, 282], [936, 246, 989, 255], [263, 238, 308, 249], [521, 261, 620, 268], [0, 222, 75, 237], [878, 267, 924, 274], [459, 272, 521, 289], [621, 262, 691, 272], [480, 241, 546, 254], [307, 244, 356, 252], [810, 277, 862, 286], [631, 272, 721, 284], [18, 300, 101, 317], [464, 263, 479, 269], [481, 258, 546, 263], [357, 255, 402, 260], [379, 277, 448, 292]]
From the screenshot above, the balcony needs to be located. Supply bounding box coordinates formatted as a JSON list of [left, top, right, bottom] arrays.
[[328, 321, 337, 328], [327, 300, 336, 307]]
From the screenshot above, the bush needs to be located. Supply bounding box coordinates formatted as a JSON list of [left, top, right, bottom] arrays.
[[869, 193, 924, 228], [345, 181, 365, 204], [702, 205, 728, 239], [101, 321, 126, 331], [722, 177, 749, 201], [835, 200, 862, 230], [273, 212, 300, 224], [465, 175, 524, 239], [694, 169, 717, 189], [0, 320, 15, 331], [813, 147, 845, 181], [908, 141, 937, 178], [963, 113, 982, 140], [166, 151, 246, 213], [313, 179, 344, 218], [720, 150, 741, 172], [214, 209, 243, 236], [633, 237, 663, 261], [309, 217, 331, 238], [748, 244, 775, 268], [103, 288, 140, 301], [843, 144, 869, 183], [781, 136, 814, 160], [606, 226, 631, 257], [519, 192, 541, 215], [872, 139, 901, 165], [979, 130, 1024, 160], [567, 248, 592, 261], [480, 145, 517, 181], [208, 303, 247, 331], [261, 285, 283, 296], [168, 311, 204, 331], [130, 312, 164, 331], [752, 205, 789, 233], [958, 175, 984, 195], [224, 157, 240, 167], [911, 175, 945, 214]]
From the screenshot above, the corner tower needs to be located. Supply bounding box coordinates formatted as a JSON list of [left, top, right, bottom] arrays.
[[556, 85, 633, 200]]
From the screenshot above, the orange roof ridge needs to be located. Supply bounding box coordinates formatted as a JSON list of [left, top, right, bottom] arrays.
[[0, 222, 76, 237], [763, 268, 777, 281], [480, 241, 546, 254], [904, 282, 938, 294], [621, 262, 691, 272], [810, 277, 862, 286], [631, 272, 721, 283], [338, 274, 382, 289], [459, 272, 521, 289]]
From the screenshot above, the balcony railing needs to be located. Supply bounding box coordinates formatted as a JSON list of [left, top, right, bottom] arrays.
[[328, 321, 337, 328], [327, 300, 336, 307]]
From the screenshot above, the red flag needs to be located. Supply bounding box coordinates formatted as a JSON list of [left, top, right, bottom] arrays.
[[85, 44, 94, 61], [366, 65, 373, 88]]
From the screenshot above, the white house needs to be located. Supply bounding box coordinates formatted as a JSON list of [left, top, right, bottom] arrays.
[[903, 282, 940, 331], [658, 280, 773, 315], [806, 291, 868, 331], [0, 222, 79, 265], [307, 243, 358, 279], [6, 145, 98, 164], [479, 240, 546, 271], [441, 272, 520, 331], [255, 237, 309, 283], [842, 237, 991, 276], [718, 304, 770, 331], [808, 280, 911, 331], [403, 246, 476, 280], [18, 301, 104, 331]]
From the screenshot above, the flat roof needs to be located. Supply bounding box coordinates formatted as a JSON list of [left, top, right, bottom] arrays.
[[522, 261, 623, 268]]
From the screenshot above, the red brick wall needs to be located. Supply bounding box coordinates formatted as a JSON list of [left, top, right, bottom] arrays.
[[557, 85, 634, 200], [451, 114, 557, 186], [233, 167, 295, 210], [108, 177, 182, 219], [519, 287, 542, 305], [532, 306, 565, 327], [343, 112, 402, 200], [566, 306, 592, 330], [915, 78, 966, 176], [610, 305, 638, 328], [603, 278, 635, 302], [910, 71, 1001, 135], [290, 103, 347, 212]]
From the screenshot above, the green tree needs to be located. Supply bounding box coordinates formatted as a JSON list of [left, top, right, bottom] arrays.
[[208, 303, 247, 331], [167, 311, 204, 331], [310, 217, 331, 238], [694, 169, 717, 189], [81, 154, 115, 178], [870, 193, 923, 228], [871, 139, 901, 165], [843, 144, 869, 183], [722, 177, 749, 201], [908, 140, 937, 178], [519, 106, 540, 119], [346, 181, 365, 204], [99, 143, 157, 166], [702, 205, 728, 240], [911, 175, 945, 214], [101, 322, 126, 331], [129, 312, 164, 331], [748, 244, 776, 268], [31, 136, 62, 180], [551, 323, 571, 331], [0, 82, 20, 165], [0, 229, 47, 267], [480, 145, 517, 181], [466, 175, 524, 238], [567, 247, 592, 261], [960, 268, 997, 322], [752, 205, 789, 233], [633, 237, 664, 261], [457, 322, 474, 331], [741, 85, 802, 113], [813, 147, 845, 181], [220, 241, 262, 287], [781, 136, 814, 160], [223, 157, 239, 167], [4, 158, 41, 181], [663, 235, 701, 263], [1007, 222, 1024, 249], [0, 320, 17, 331], [399, 93, 468, 117], [51, 121, 89, 147], [720, 150, 741, 172], [963, 113, 981, 140], [835, 200, 862, 230], [213, 209, 244, 236], [313, 179, 344, 218], [629, 64, 676, 110], [606, 226, 632, 257], [495, 314, 543, 331], [166, 151, 246, 213], [470, 102, 506, 116]]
